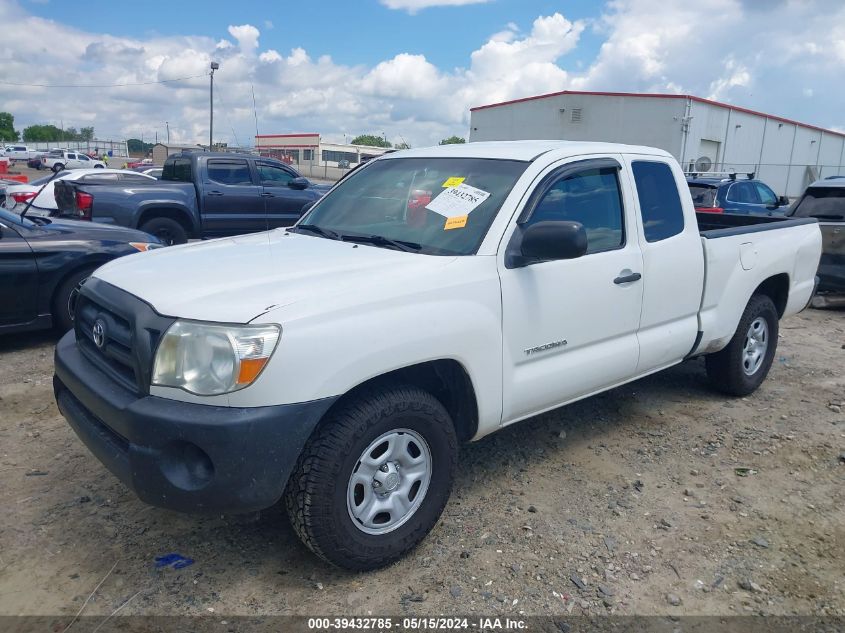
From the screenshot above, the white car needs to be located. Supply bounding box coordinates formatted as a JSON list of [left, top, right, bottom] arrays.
[[53, 141, 822, 571], [41, 149, 106, 172], [4, 169, 155, 216]]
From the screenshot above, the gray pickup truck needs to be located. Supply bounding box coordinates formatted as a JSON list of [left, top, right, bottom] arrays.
[[54, 151, 331, 244]]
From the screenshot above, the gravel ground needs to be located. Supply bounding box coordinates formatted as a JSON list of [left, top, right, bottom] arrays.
[[0, 308, 843, 619]]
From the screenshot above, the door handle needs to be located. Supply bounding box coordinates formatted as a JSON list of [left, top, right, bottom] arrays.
[[259, 192, 274, 197], [208, 191, 224, 196], [614, 272, 642, 285]]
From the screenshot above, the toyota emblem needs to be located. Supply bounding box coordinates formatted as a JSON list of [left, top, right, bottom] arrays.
[[92, 319, 106, 349]]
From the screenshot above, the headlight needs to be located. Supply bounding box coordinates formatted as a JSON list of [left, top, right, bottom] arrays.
[[152, 321, 280, 396]]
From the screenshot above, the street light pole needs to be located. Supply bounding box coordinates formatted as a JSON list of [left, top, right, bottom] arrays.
[[209, 61, 219, 150], [166, 121, 170, 144]]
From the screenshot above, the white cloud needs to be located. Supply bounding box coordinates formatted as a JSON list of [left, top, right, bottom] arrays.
[[0, 0, 842, 149], [380, 0, 491, 14], [227, 24, 260, 53]]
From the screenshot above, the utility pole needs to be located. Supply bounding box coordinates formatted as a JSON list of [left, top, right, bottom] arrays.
[[166, 121, 170, 144], [209, 62, 219, 150]]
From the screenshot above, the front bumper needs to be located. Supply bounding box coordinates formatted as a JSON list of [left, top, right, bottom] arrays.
[[54, 331, 336, 514]]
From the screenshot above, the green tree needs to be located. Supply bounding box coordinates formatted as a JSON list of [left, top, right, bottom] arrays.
[[0, 112, 20, 142], [439, 136, 466, 145], [394, 141, 411, 150], [350, 134, 392, 148], [127, 138, 154, 154], [79, 126, 95, 141], [23, 124, 65, 142]]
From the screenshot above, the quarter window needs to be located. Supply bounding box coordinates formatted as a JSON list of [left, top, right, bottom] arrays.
[[632, 161, 685, 242], [527, 166, 625, 254], [207, 160, 252, 185], [726, 182, 760, 204]]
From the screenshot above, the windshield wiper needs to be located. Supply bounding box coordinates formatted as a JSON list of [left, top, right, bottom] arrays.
[[338, 233, 422, 253], [292, 224, 342, 240]]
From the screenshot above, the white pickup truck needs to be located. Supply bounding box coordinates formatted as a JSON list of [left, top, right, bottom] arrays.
[[42, 149, 106, 172], [54, 141, 821, 570]]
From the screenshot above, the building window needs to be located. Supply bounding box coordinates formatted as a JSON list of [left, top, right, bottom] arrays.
[[322, 150, 359, 164]]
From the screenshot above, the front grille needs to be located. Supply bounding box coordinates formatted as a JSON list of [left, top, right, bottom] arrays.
[[75, 296, 138, 392], [73, 278, 176, 395]]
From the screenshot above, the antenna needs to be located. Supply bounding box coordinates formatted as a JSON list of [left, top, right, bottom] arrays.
[[251, 84, 259, 142]]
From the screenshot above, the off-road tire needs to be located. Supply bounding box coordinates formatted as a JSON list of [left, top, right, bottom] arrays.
[[706, 294, 779, 396], [53, 268, 95, 333], [139, 217, 187, 245], [284, 384, 458, 571]]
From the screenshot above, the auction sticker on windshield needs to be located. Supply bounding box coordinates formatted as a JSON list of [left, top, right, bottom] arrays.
[[425, 183, 490, 218]]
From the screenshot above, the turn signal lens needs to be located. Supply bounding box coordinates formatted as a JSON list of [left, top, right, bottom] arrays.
[[129, 242, 164, 252]]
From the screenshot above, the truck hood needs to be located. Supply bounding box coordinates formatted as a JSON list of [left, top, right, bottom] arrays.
[[93, 230, 456, 322]]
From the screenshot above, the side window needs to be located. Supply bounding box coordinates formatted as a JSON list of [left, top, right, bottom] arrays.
[[727, 182, 760, 204], [67, 153, 77, 160], [78, 154, 90, 161], [755, 183, 777, 206], [207, 159, 252, 185], [257, 163, 294, 185], [631, 161, 685, 242], [526, 166, 624, 254]]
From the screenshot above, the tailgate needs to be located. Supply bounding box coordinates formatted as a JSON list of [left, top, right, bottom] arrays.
[[53, 180, 78, 217]]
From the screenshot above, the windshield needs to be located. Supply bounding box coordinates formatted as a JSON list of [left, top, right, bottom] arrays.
[[296, 157, 528, 255], [688, 184, 717, 208], [791, 187, 845, 219]]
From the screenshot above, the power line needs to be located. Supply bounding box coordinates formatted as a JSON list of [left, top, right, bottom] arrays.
[[0, 74, 208, 88]]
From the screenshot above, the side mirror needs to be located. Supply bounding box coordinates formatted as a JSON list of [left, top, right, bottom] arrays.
[[289, 177, 309, 190], [509, 221, 588, 268], [777, 195, 790, 207]]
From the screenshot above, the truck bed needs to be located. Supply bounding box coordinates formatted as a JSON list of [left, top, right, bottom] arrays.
[[693, 211, 821, 357], [696, 211, 818, 237]]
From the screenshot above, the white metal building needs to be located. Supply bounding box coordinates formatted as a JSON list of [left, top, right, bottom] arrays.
[[469, 90, 845, 197], [254, 134, 390, 167]]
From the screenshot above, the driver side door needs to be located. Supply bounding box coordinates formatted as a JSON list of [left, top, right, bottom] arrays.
[[499, 156, 644, 424], [257, 162, 314, 228]]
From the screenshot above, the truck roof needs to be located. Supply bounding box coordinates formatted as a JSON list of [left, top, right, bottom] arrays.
[[383, 140, 673, 162], [808, 176, 845, 188]]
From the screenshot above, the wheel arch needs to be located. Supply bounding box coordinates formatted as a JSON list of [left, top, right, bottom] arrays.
[[136, 205, 197, 235], [753, 272, 790, 318], [320, 359, 479, 443]]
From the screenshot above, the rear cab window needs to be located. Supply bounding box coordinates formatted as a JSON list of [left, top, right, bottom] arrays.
[[162, 158, 193, 182], [632, 161, 685, 241], [792, 187, 845, 220]]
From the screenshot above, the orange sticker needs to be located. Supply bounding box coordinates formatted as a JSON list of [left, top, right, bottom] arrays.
[[444, 215, 468, 230]]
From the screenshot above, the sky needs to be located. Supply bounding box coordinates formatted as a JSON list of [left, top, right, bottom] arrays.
[[1, 0, 844, 148]]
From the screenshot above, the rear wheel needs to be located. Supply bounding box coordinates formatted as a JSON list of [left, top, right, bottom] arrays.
[[705, 294, 779, 396], [139, 216, 187, 246], [285, 384, 457, 570], [53, 268, 94, 333]]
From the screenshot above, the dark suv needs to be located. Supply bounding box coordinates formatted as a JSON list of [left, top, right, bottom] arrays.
[[789, 177, 845, 300], [686, 174, 790, 216]]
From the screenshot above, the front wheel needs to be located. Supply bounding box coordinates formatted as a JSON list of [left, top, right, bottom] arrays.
[[52, 163, 64, 173], [285, 384, 457, 570], [705, 294, 779, 396], [53, 268, 95, 333]]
